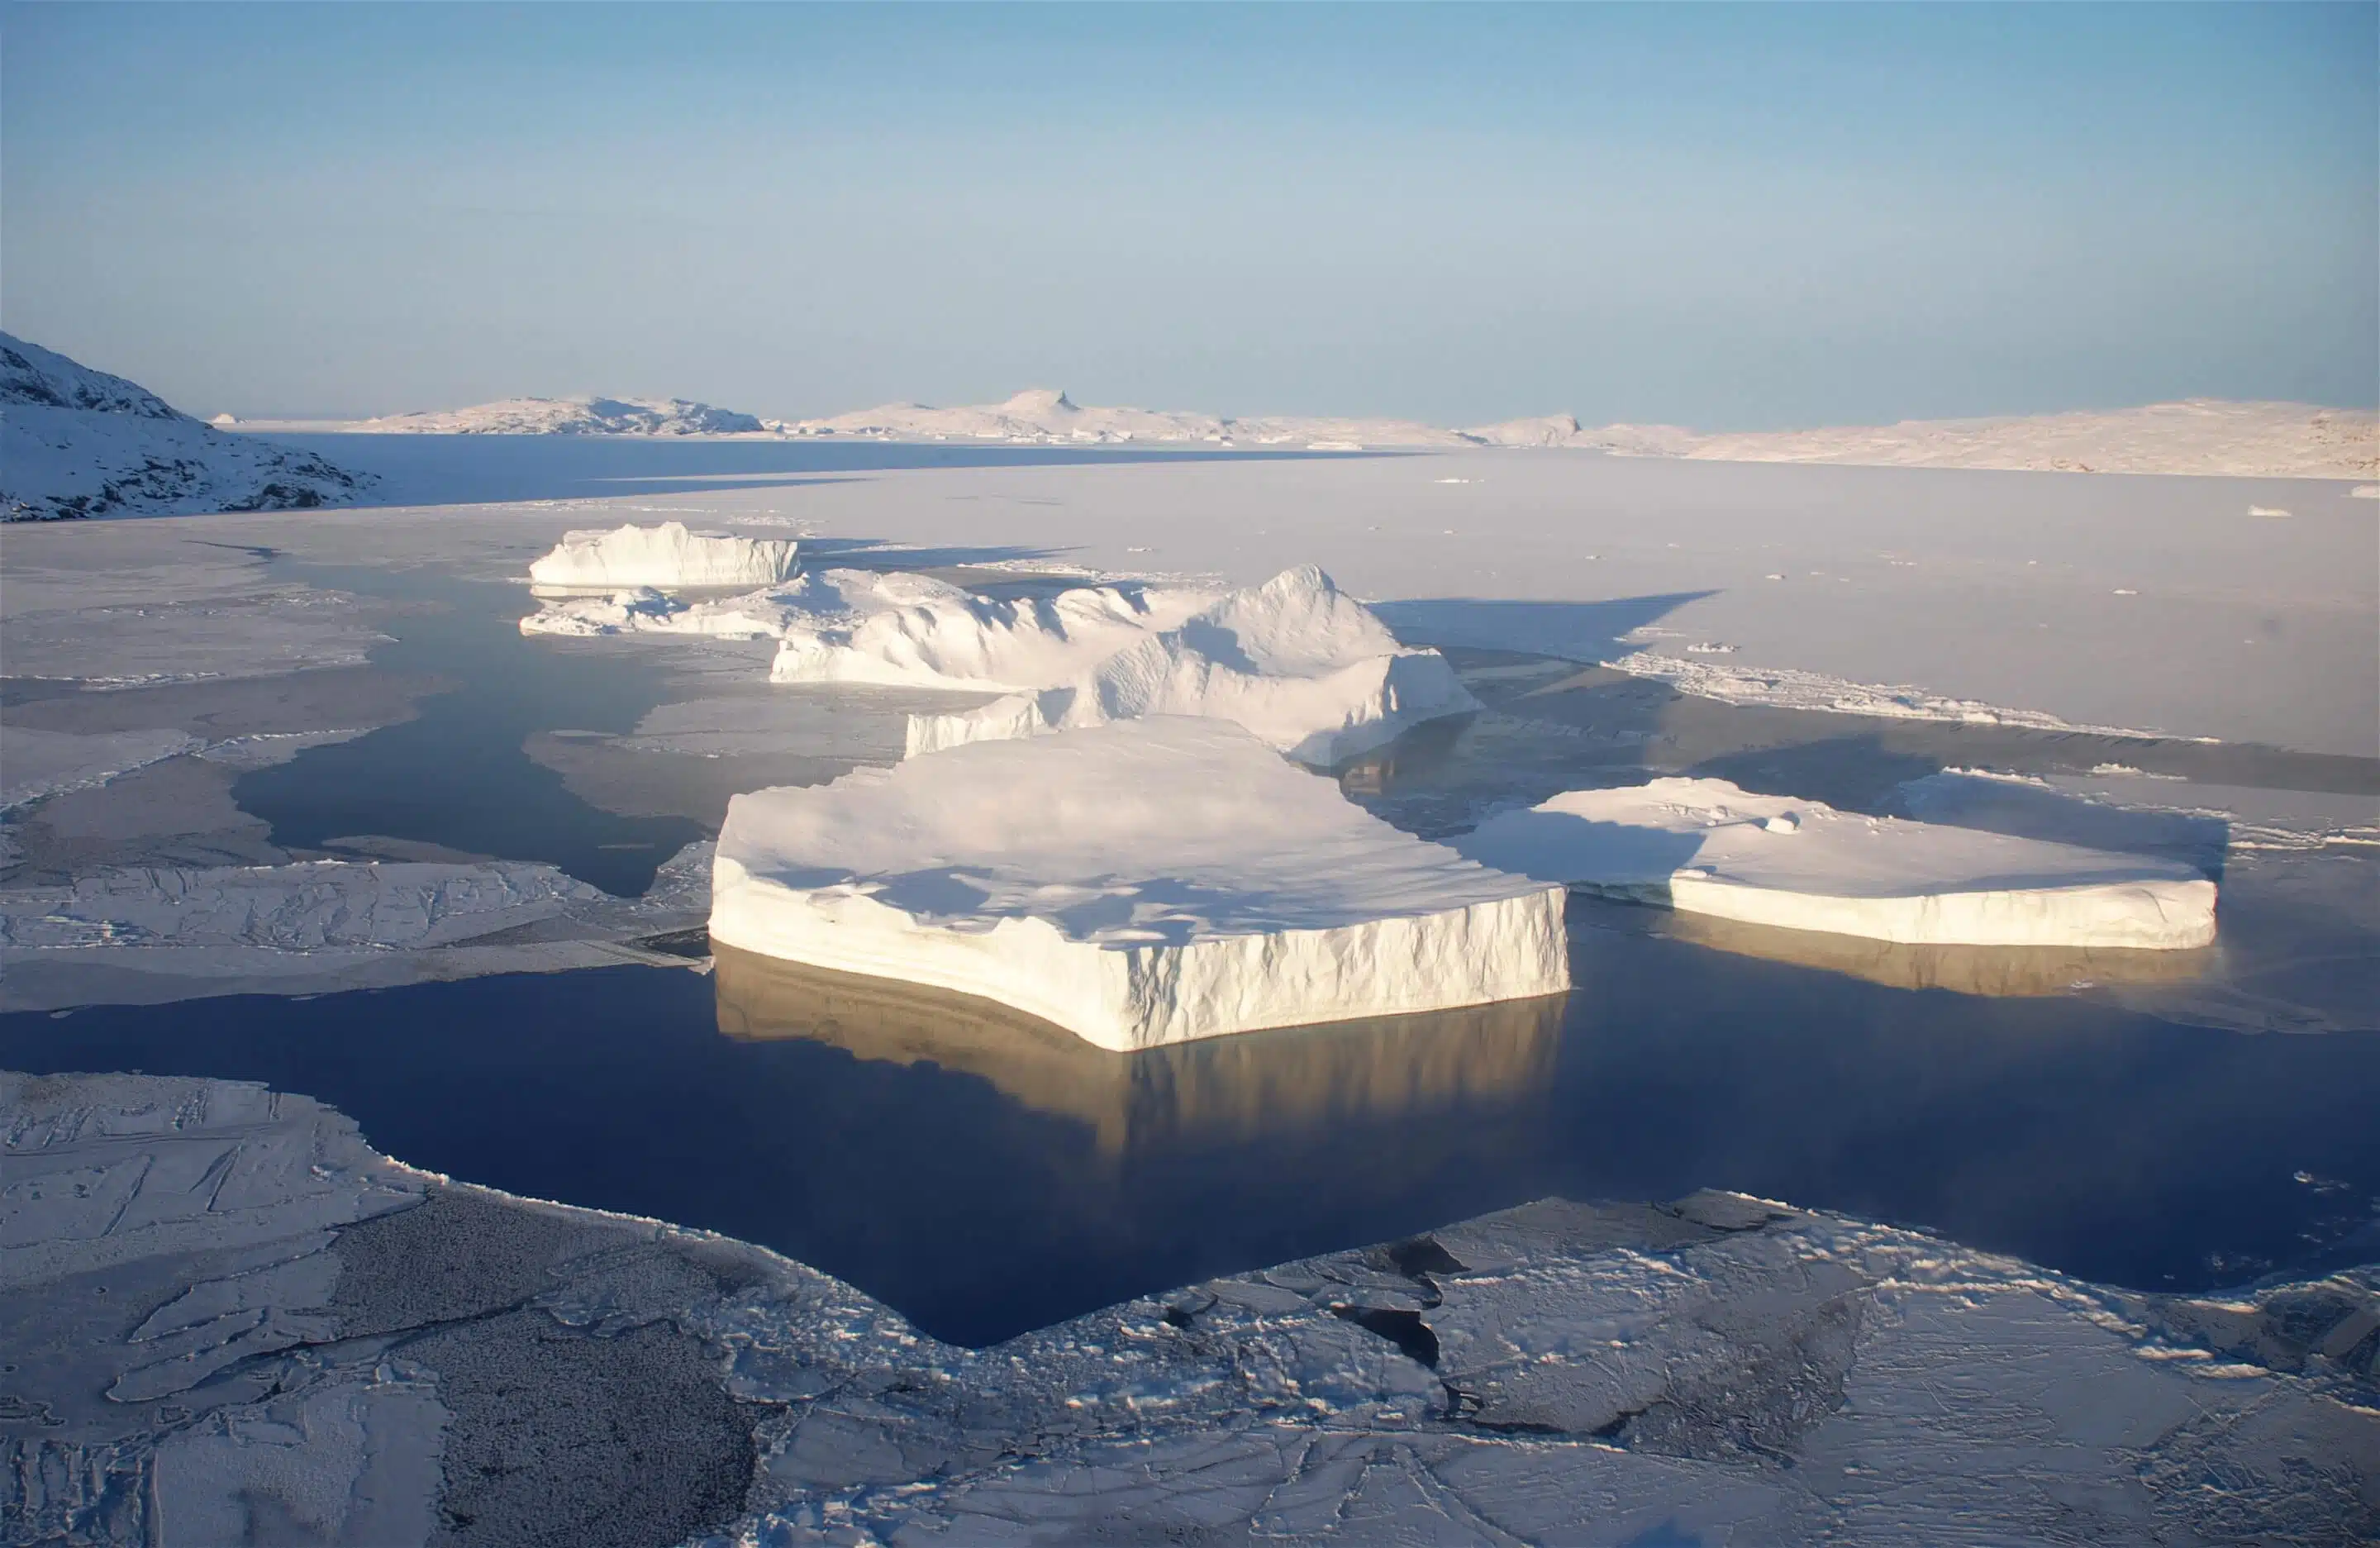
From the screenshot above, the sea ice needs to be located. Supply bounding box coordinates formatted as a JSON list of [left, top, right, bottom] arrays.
[[906, 565, 1479, 765], [709, 717, 1569, 1049], [1457, 776, 2216, 949], [769, 575, 1218, 690], [525, 520, 798, 589]]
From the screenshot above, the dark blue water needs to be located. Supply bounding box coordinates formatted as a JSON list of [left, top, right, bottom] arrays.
[[7, 918, 2374, 1347], [232, 567, 706, 895]]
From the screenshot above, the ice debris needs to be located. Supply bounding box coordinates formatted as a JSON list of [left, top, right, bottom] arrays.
[[710, 717, 1568, 1049], [1457, 776, 2217, 950]]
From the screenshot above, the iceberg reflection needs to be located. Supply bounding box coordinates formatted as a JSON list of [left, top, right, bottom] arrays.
[[1660, 910, 2220, 997], [713, 941, 1565, 1153]]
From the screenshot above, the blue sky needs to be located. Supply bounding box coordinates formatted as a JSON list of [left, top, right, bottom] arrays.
[[6, 3, 2373, 424]]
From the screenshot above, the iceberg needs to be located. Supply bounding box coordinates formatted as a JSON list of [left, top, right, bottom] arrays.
[[520, 567, 964, 640], [525, 521, 798, 589], [1456, 776, 2216, 950], [708, 717, 1569, 1050], [769, 576, 1216, 690], [905, 565, 1479, 766]]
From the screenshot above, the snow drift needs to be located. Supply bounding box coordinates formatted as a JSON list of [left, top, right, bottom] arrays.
[[906, 566, 1478, 766], [1456, 776, 2216, 950], [526, 521, 799, 589], [769, 577, 1217, 690], [359, 395, 766, 435], [709, 717, 1569, 1050], [0, 332, 369, 521]]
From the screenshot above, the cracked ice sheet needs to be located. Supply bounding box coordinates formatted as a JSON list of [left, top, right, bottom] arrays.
[[685, 1195, 2379, 1547], [0, 841, 715, 1011]]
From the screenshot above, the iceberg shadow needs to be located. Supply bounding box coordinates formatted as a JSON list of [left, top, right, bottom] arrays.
[[1657, 909, 2221, 998], [1373, 593, 1717, 664], [712, 942, 1566, 1157]]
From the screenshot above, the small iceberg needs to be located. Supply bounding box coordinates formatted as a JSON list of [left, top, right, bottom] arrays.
[[1455, 776, 2215, 950], [709, 717, 1569, 1050], [526, 520, 798, 589], [905, 566, 1479, 766]]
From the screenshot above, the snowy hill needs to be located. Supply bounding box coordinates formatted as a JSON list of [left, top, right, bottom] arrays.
[[0, 333, 370, 521], [795, 388, 1474, 450], [1574, 400, 2378, 479], [355, 395, 767, 435], [792, 389, 2373, 475]]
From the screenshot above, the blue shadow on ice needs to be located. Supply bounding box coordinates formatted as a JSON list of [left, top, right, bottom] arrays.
[[1373, 593, 1716, 663]]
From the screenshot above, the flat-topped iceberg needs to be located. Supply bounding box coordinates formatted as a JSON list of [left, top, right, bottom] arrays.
[[709, 717, 1569, 1050], [770, 577, 1216, 690], [906, 565, 1479, 766], [1457, 776, 2216, 950], [526, 520, 798, 589], [521, 568, 965, 639]]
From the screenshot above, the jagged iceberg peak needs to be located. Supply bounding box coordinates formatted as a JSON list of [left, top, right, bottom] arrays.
[[906, 564, 1478, 765], [0, 332, 370, 521], [526, 520, 800, 589]]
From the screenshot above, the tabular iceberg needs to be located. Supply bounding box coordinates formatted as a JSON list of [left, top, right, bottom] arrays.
[[1456, 776, 2216, 950], [709, 717, 1569, 1050], [906, 565, 1479, 766], [769, 578, 1216, 690], [526, 521, 799, 589]]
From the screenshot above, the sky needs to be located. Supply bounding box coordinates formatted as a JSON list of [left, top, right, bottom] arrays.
[[4, 3, 2374, 426]]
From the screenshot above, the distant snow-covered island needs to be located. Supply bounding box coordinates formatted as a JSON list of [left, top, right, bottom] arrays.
[[0, 333, 371, 521], [219, 374, 2375, 479]]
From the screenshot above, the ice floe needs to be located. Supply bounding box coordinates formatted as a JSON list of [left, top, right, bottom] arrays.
[[1456, 776, 2217, 949], [710, 717, 1568, 1049], [769, 574, 1217, 690], [906, 565, 1479, 765], [526, 520, 799, 589], [0, 843, 713, 1010], [1, 332, 371, 521], [1, 727, 204, 810]]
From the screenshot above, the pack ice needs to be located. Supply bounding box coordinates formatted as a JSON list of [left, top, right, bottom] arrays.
[[526, 520, 798, 589], [709, 717, 1569, 1049], [906, 565, 1479, 766], [1457, 776, 2216, 950]]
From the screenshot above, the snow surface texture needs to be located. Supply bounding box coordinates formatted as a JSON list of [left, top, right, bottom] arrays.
[[907, 566, 1480, 766], [769, 574, 1219, 691], [10, 1071, 2372, 1548], [519, 568, 965, 641], [710, 717, 1569, 1050], [0, 333, 369, 521], [526, 520, 799, 589], [353, 395, 766, 435], [1458, 776, 2217, 950], [0, 842, 713, 1011]]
